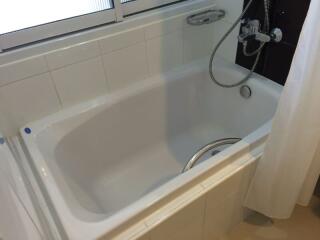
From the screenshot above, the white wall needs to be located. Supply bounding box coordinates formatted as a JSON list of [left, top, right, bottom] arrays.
[[0, 0, 243, 137]]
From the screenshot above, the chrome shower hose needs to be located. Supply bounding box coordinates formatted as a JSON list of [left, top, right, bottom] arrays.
[[209, 0, 270, 88]]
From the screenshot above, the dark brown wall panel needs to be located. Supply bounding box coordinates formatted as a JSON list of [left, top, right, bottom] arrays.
[[236, 0, 310, 85]]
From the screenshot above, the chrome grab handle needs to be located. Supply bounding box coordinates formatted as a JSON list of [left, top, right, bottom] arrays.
[[182, 138, 241, 173], [187, 9, 226, 26]]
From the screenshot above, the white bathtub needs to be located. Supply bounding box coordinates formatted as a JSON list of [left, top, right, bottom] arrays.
[[20, 58, 282, 239]]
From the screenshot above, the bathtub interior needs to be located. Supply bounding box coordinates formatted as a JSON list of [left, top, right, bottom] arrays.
[[31, 61, 280, 221]]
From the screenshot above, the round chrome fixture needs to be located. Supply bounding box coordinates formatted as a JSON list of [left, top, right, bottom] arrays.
[[270, 28, 283, 42], [240, 85, 252, 99]]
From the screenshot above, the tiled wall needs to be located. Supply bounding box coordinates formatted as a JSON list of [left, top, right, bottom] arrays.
[[146, 163, 254, 240], [101, 158, 257, 240], [0, 0, 243, 137]]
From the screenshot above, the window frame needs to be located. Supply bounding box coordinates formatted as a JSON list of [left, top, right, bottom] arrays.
[[0, 8, 117, 50], [0, 0, 183, 51], [121, 0, 183, 16]]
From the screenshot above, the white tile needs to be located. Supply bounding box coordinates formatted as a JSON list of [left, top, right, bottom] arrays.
[[148, 196, 205, 240], [183, 23, 215, 63], [215, 0, 244, 24], [52, 57, 107, 107], [144, 16, 185, 39], [45, 41, 100, 70], [238, 162, 257, 201], [99, 28, 145, 54], [202, 161, 256, 203], [0, 56, 48, 87], [202, 164, 256, 240], [146, 31, 183, 75], [102, 42, 149, 91], [145, 185, 204, 227], [204, 192, 246, 240], [0, 73, 60, 133], [213, 21, 239, 63]]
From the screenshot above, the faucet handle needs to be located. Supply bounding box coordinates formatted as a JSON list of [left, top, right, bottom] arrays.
[[241, 19, 261, 35], [247, 20, 260, 32], [238, 19, 261, 43], [238, 33, 256, 43], [240, 18, 250, 24]]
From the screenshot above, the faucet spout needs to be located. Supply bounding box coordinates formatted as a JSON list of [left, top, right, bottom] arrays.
[[238, 19, 282, 44]]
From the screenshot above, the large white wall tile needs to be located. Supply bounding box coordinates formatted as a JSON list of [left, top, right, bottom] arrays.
[[146, 31, 183, 75], [203, 163, 256, 240], [45, 41, 100, 70], [213, 21, 239, 63], [144, 16, 185, 40], [0, 73, 60, 135], [204, 191, 245, 240], [215, 0, 244, 23], [99, 28, 145, 54], [0, 1, 243, 139], [183, 24, 215, 63], [102, 43, 149, 91], [0, 56, 48, 87], [51, 57, 107, 107], [148, 196, 205, 240]]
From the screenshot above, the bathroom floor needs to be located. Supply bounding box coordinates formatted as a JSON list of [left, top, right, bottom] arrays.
[[224, 196, 320, 240]]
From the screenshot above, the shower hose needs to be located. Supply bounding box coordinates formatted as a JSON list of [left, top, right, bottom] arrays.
[[209, 0, 270, 88]]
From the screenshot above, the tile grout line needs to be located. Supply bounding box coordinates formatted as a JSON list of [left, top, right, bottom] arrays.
[[45, 51, 101, 72], [43, 55, 63, 107], [97, 41, 112, 92], [0, 6, 210, 88], [143, 28, 153, 78], [0, 70, 49, 89]]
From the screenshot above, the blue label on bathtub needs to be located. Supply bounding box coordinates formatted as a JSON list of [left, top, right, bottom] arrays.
[[24, 127, 32, 134], [0, 138, 5, 144]]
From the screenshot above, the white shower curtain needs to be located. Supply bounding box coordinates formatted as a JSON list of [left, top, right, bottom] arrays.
[[244, 0, 320, 219]]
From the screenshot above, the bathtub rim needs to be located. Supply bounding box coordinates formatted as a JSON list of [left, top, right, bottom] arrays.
[[19, 59, 282, 239]]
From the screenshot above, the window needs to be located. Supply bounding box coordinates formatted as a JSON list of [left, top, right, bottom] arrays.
[[121, 0, 183, 16], [0, 0, 183, 51]]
